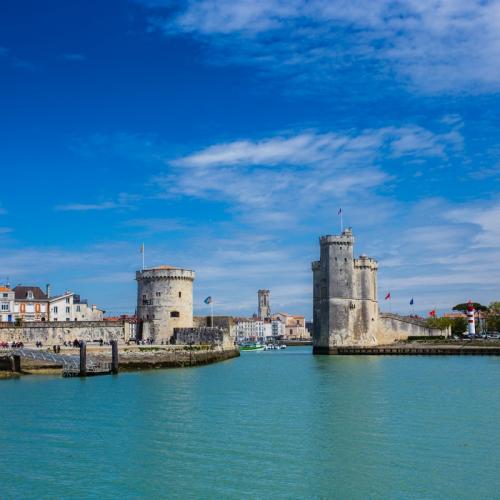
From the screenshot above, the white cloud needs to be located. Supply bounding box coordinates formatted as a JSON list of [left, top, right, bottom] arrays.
[[142, 0, 500, 93], [54, 201, 120, 212]]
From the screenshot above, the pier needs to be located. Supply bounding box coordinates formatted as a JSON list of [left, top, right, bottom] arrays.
[[335, 345, 500, 355]]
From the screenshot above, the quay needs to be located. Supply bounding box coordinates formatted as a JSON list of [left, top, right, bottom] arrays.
[[335, 344, 500, 356], [0, 343, 240, 377]]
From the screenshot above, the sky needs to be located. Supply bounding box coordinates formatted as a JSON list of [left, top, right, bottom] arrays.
[[0, 0, 499, 318]]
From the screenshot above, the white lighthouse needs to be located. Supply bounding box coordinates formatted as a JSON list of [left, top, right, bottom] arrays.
[[466, 300, 476, 336]]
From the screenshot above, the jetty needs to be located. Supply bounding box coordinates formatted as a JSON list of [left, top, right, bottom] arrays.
[[335, 344, 500, 355]]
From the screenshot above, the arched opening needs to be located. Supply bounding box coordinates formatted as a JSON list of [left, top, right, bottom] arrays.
[[170, 311, 180, 318]]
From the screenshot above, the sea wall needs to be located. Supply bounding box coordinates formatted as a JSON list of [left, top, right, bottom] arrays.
[[173, 327, 235, 349], [376, 314, 449, 344], [0, 321, 133, 344]]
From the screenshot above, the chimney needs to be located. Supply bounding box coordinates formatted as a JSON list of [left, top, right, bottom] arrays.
[[46, 284, 51, 298]]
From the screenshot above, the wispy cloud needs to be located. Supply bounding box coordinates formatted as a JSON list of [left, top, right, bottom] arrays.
[[140, 0, 500, 94], [54, 201, 120, 212], [161, 125, 461, 229]]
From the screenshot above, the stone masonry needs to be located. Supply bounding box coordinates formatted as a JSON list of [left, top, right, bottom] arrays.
[[312, 229, 447, 354], [136, 266, 195, 343]]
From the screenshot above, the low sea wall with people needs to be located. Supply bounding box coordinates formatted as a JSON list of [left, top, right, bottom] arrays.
[[0, 320, 135, 345]]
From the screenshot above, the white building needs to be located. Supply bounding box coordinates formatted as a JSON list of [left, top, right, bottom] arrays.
[[49, 292, 104, 322], [0, 286, 15, 322], [236, 319, 275, 342], [14, 285, 49, 321]]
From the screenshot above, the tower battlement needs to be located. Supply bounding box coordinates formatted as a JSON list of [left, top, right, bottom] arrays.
[[354, 255, 378, 270], [319, 228, 354, 246]]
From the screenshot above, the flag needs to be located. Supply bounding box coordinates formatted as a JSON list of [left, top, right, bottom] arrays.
[[338, 208, 342, 215], [385, 292, 391, 300], [410, 298, 414, 305], [429, 309, 436, 317], [204, 296, 212, 304], [140, 243, 144, 254]]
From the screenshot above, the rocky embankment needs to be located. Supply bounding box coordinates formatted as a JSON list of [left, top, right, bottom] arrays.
[[0, 345, 240, 377]]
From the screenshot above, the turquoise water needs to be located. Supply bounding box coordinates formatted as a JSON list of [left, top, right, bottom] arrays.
[[1, 347, 500, 499]]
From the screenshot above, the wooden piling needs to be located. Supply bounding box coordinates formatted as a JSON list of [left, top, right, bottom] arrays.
[[111, 340, 119, 374], [79, 341, 87, 377], [10, 355, 21, 373]]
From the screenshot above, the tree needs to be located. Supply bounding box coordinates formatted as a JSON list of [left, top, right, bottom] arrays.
[[425, 317, 467, 335], [452, 302, 488, 312]]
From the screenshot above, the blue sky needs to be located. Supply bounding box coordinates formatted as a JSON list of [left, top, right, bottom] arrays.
[[0, 0, 499, 317]]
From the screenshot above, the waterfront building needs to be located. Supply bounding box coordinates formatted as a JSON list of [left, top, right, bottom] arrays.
[[136, 265, 195, 343], [236, 318, 273, 342], [274, 312, 309, 340], [49, 291, 104, 321], [312, 228, 449, 353], [13, 285, 49, 321], [0, 286, 15, 322]]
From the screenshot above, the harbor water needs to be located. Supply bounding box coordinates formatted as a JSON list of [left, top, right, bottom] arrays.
[[1, 347, 500, 499]]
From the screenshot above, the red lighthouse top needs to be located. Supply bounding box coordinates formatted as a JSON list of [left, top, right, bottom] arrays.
[[467, 300, 474, 312]]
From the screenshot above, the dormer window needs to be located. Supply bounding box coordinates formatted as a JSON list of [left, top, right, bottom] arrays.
[[27, 291, 34, 300]]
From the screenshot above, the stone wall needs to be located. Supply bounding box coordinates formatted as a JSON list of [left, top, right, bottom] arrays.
[[377, 314, 450, 344], [0, 321, 133, 344], [173, 327, 234, 348]]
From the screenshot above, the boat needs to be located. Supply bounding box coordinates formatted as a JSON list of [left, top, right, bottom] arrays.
[[240, 342, 265, 351]]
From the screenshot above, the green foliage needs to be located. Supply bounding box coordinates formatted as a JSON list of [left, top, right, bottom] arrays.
[[489, 301, 500, 314], [425, 317, 453, 330], [424, 317, 467, 334], [14, 317, 23, 327], [453, 302, 488, 312], [450, 317, 467, 335]]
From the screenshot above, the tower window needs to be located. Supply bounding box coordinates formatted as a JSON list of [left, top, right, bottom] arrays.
[[156, 292, 161, 297], [178, 292, 182, 298], [170, 311, 180, 318]]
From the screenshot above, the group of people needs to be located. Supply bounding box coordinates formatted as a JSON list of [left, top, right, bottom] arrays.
[[0, 341, 24, 349]]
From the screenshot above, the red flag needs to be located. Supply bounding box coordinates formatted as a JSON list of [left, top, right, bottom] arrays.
[[428, 310, 436, 317], [385, 292, 391, 300]]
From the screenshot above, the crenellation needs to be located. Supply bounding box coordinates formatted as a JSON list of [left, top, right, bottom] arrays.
[[312, 228, 446, 353]]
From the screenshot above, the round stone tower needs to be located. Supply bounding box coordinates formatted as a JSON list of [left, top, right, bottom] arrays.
[[136, 266, 195, 343]]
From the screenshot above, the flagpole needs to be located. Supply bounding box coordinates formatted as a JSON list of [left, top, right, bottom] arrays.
[[210, 301, 214, 328], [340, 210, 343, 233], [142, 244, 145, 270]]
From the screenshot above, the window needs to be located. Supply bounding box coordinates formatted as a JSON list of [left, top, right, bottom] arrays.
[[76, 305, 81, 312], [170, 311, 180, 318], [66, 306, 70, 313], [2, 293, 7, 298], [66, 297, 70, 303], [66, 318, 70, 321], [1, 303, 8, 311], [142, 294, 146, 300], [27, 291, 34, 300], [178, 292, 182, 298], [53, 306, 58, 313], [156, 292, 161, 297], [289, 329, 293, 335]]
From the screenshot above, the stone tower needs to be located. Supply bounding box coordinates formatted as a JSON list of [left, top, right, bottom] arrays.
[[136, 266, 195, 343], [312, 228, 378, 354], [258, 289, 271, 320]]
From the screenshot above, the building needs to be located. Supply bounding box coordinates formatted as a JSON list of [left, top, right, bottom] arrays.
[[274, 312, 309, 340], [312, 228, 448, 353], [49, 292, 104, 322], [136, 265, 195, 343], [13, 285, 49, 321], [258, 289, 271, 320], [0, 286, 15, 322], [236, 318, 273, 342]]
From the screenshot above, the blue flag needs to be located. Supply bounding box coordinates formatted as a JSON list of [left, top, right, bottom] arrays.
[[410, 298, 414, 305], [204, 296, 212, 304]]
